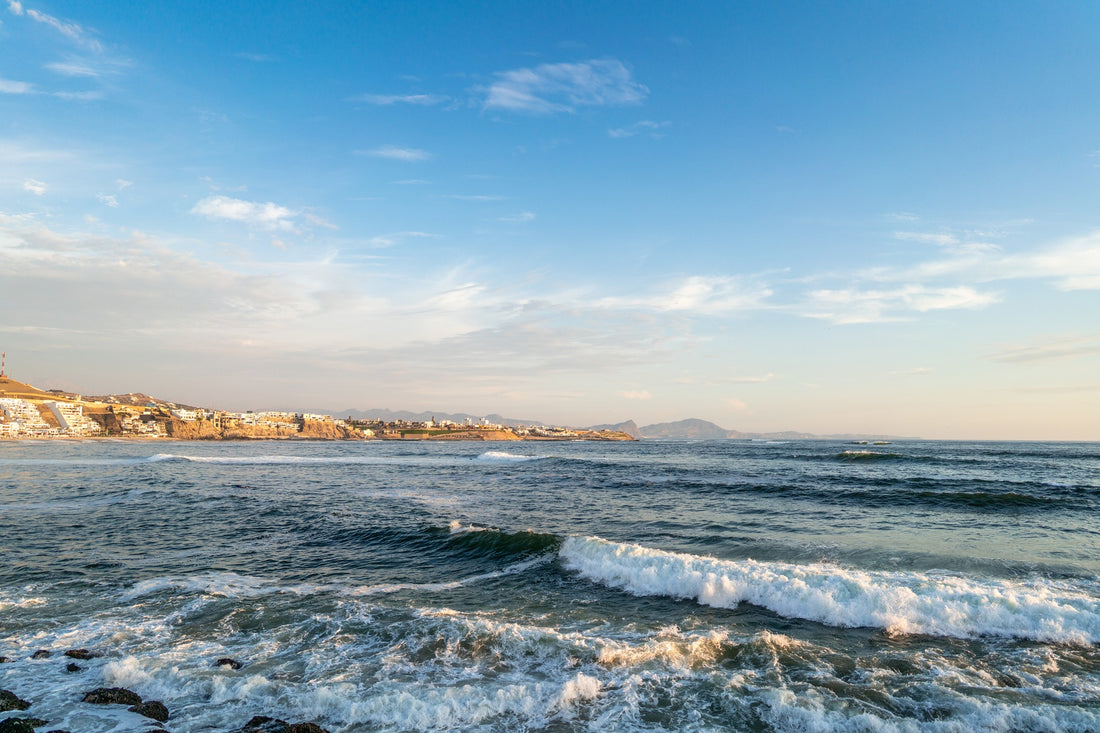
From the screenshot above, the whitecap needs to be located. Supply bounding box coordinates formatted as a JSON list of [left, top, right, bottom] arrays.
[[560, 536, 1100, 644]]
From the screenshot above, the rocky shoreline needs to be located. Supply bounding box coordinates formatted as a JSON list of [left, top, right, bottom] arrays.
[[0, 649, 329, 733]]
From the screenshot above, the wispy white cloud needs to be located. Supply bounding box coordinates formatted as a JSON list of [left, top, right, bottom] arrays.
[[620, 390, 651, 400], [236, 52, 276, 62], [880, 231, 1100, 291], [7, 1, 24, 16], [595, 275, 773, 316], [893, 229, 1000, 256], [802, 285, 998, 324], [484, 58, 648, 114], [116, 179, 132, 190], [25, 7, 103, 53], [45, 61, 100, 77], [499, 211, 535, 222], [357, 145, 432, 162], [191, 195, 297, 231], [986, 334, 1100, 364], [725, 397, 749, 411], [608, 120, 670, 139], [368, 231, 435, 248], [52, 90, 104, 101], [446, 194, 505, 202], [22, 178, 47, 195], [729, 373, 774, 384], [893, 231, 958, 246], [350, 93, 449, 106], [0, 78, 35, 94], [96, 193, 118, 207]]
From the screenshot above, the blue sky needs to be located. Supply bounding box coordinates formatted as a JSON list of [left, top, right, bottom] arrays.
[[2, 1, 1099, 439]]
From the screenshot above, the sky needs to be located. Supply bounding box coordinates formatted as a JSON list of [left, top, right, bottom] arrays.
[[1, 1, 1099, 440]]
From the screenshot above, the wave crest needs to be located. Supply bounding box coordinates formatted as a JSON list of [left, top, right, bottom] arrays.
[[559, 537, 1100, 644]]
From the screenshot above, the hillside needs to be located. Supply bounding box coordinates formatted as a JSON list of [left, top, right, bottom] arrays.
[[637, 417, 913, 441], [587, 420, 641, 439], [639, 418, 733, 440]]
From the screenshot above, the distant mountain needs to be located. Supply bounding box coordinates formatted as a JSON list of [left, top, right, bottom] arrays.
[[639, 418, 732, 440], [587, 420, 641, 439], [638, 418, 913, 441]]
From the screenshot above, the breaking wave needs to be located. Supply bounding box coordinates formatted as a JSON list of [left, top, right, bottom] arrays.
[[559, 536, 1100, 644]]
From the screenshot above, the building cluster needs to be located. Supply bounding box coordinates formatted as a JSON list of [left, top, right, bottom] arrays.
[[0, 397, 103, 437]]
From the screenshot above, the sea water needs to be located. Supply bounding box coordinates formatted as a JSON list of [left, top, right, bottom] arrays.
[[1, 439, 1098, 731]]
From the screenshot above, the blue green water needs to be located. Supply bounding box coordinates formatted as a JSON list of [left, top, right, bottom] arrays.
[[1, 439, 1098, 731]]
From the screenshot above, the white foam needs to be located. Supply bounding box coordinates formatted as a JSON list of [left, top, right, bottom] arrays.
[[121, 559, 549, 604], [475, 450, 544, 462], [0, 595, 46, 612], [560, 537, 1100, 644], [448, 519, 492, 534], [553, 672, 601, 709]]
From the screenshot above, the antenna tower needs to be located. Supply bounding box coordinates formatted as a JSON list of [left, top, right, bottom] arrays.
[[0, 352, 6, 378]]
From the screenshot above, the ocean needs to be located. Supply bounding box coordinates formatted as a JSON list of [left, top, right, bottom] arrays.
[[1, 439, 1098, 732]]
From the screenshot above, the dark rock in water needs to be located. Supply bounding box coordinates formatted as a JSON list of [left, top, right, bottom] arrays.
[[30, 650, 50, 659], [239, 717, 290, 732], [129, 700, 169, 722], [0, 689, 32, 711], [0, 719, 47, 732], [65, 663, 82, 673], [63, 649, 100, 660], [215, 657, 244, 670], [81, 687, 143, 706], [237, 717, 329, 733], [0, 656, 11, 663]]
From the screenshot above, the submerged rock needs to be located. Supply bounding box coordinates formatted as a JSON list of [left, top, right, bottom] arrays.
[[237, 716, 329, 733], [215, 657, 243, 670], [129, 700, 169, 722], [0, 657, 11, 663], [65, 663, 81, 673], [0, 689, 31, 711], [81, 687, 142, 706], [63, 649, 100, 660], [0, 719, 47, 732], [30, 651, 50, 660]]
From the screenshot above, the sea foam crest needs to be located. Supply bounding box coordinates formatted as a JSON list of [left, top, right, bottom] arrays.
[[559, 537, 1100, 644], [476, 451, 544, 462]]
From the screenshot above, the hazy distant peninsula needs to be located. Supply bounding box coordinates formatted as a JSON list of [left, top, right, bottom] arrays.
[[631, 418, 913, 442]]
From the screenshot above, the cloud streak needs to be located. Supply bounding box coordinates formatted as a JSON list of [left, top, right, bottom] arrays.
[[351, 93, 449, 106], [986, 335, 1100, 364], [484, 59, 647, 114], [358, 145, 432, 161], [608, 120, 670, 139]]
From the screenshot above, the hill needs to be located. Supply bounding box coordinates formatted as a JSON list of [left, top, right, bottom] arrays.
[[639, 418, 733, 440], [638, 417, 913, 441], [587, 420, 641, 439]]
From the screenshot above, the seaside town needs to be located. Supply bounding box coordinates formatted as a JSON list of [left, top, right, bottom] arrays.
[[0, 356, 633, 442]]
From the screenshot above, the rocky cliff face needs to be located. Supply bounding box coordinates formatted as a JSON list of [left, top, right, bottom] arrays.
[[161, 418, 359, 440], [298, 419, 359, 440]]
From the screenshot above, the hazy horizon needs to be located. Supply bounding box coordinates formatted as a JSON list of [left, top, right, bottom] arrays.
[[3, 1, 1099, 441]]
